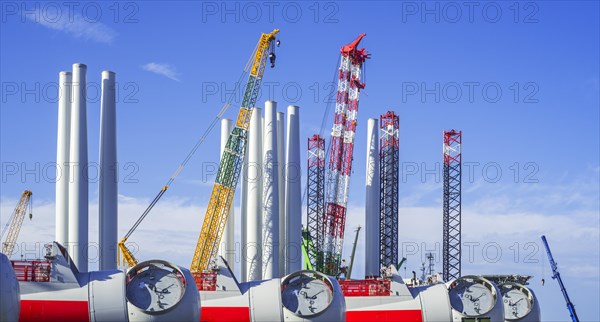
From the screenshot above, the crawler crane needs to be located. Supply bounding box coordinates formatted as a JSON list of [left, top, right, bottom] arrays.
[[190, 30, 280, 279]]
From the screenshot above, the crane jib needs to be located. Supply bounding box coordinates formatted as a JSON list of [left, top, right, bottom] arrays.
[[191, 29, 279, 274], [116, 29, 279, 270], [1, 190, 32, 255], [320, 34, 368, 276]]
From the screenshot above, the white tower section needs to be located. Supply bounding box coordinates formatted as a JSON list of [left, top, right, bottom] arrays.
[[284, 105, 302, 274], [262, 101, 279, 279], [99, 71, 118, 270], [246, 108, 263, 281], [365, 118, 380, 277], [240, 150, 248, 282], [68, 63, 89, 272], [218, 118, 236, 269], [0, 253, 20, 321], [56, 71, 72, 247], [276, 111, 285, 275]]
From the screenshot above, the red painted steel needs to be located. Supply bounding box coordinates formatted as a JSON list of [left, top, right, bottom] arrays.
[[195, 271, 217, 291], [443, 130, 462, 165], [19, 300, 89, 322], [200, 306, 251, 322], [339, 279, 391, 296], [322, 34, 369, 275], [11, 260, 51, 282], [347, 309, 422, 322]]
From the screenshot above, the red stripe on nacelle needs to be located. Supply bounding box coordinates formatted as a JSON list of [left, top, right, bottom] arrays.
[[347, 309, 422, 322], [201, 306, 250, 322], [19, 300, 89, 322]]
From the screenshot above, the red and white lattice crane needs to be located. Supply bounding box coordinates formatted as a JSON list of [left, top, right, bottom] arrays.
[[322, 34, 369, 276]]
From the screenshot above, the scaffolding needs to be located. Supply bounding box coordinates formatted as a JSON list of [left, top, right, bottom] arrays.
[[10, 260, 51, 282], [339, 279, 391, 297]]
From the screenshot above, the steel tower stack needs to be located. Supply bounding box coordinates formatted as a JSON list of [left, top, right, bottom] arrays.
[[306, 134, 326, 270], [379, 111, 399, 268], [442, 130, 462, 281]]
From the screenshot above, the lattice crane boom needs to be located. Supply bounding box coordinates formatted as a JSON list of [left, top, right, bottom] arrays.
[[443, 130, 462, 281], [542, 235, 579, 322], [306, 134, 325, 270], [379, 111, 399, 268], [1, 190, 32, 255], [322, 34, 368, 276], [191, 29, 279, 275]]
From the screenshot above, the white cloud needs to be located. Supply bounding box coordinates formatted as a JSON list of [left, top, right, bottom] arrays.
[[28, 11, 117, 44], [141, 63, 181, 82], [3, 180, 596, 278]]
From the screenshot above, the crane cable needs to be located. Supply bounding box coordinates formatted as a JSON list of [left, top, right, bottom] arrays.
[[0, 192, 32, 241], [0, 193, 31, 240], [0, 208, 16, 240], [301, 52, 368, 267], [28, 195, 32, 220], [300, 54, 368, 204], [122, 44, 259, 240], [301, 54, 341, 206]]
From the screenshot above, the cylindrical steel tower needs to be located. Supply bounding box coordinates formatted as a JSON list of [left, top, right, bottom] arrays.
[[68, 63, 88, 272], [246, 108, 263, 281], [284, 105, 302, 274], [99, 70, 118, 270], [365, 118, 380, 277], [55, 71, 72, 247], [276, 111, 285, 275], [262, 101, 279, 279]]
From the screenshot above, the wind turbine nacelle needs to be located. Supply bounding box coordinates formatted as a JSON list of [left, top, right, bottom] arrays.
[[0, 253, 20, 322], [17, 242, 201, 322], [447, 275, 505, 322], [200, 258, 346, 321]]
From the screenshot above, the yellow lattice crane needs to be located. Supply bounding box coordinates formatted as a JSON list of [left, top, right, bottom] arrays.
[[117, 186, 168, 267], [117, 29, 280, 269], [1, 190, 33, 255], [190, 29, 279, 276]]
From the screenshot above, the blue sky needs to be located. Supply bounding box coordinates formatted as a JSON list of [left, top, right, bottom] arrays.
[[1, 1, 598, 320]]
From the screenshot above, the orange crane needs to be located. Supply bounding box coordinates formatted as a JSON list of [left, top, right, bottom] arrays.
[[1, 190, 33, 255], [190, 29, 280, 277]]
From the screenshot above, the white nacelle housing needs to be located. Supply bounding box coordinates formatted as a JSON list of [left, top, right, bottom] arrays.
[[448, 275, 505, 322], [125, 260, 200, 322], [0, 253, 20, 322], [499, 282, 541, 322], [281, 270, 346, 321]]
